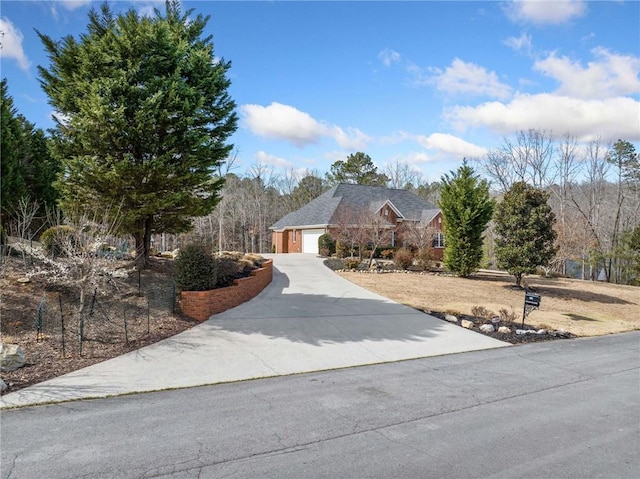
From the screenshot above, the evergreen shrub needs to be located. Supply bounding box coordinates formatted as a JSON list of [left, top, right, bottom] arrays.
[[318, 234, 336, 256], [175, 244, 217, 291]]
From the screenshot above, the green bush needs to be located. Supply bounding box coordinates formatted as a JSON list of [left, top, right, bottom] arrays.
[[40, 225, 77, 256], [318, 234, 336, 256], [393, 248, 414, 270], [175, 244, 217, 291], [343, 258, 360, 269]]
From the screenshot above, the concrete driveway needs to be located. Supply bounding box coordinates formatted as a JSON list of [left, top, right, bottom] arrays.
[[1, 254, 508, 408]]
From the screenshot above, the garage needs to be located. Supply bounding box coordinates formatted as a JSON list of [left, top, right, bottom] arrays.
[[302, 229, 325, 254]]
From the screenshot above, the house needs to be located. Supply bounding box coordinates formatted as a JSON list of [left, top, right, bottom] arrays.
[[270, 183, 444, 257]]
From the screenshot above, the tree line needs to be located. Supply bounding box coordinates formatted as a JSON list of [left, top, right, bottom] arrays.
[[1, 2, 637, 286]]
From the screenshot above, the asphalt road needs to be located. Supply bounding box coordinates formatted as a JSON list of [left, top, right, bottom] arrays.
[[1, 332, 639, 479]]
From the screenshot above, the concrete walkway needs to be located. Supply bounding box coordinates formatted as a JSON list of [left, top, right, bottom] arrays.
[[1, 254, 508, 408]]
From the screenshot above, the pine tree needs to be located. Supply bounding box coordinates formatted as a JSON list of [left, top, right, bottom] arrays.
[[494, 182, 557, 287], [37, 1, 237, 261], [438, 160, 494, 277], [326, 152, 388, 186]]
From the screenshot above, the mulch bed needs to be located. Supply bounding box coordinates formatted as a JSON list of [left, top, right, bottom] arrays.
[[426, 310, 574, 344]]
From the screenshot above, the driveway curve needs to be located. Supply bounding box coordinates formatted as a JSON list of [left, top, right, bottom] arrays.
[[1, 254, 507, 408]]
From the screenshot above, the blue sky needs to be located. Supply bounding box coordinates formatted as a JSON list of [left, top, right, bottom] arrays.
[[1, 0, 639, 183]]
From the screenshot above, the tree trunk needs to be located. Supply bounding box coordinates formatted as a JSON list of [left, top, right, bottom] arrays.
[[133, 216, 153, 266], [514, 273, 523, 287]]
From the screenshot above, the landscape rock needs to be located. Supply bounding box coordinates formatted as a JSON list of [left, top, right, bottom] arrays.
[[516, 329, 533, 335], [0, 379, 7, 392], [479, 324, 495, 333], [551, 330, 571, 338], [461, 319, 474, 329], [536, 329, 548, 335], [0, 343, 26, 372], [17, 277, 30, 284], [444, 314, 458, 323], [497, 326, 512, 334]]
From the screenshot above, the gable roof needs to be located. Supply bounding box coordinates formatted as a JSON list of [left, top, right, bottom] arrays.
[[271, 183, 438, 230]]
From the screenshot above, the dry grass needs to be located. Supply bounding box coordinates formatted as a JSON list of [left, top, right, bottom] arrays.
[[337, 270, 639, 336]]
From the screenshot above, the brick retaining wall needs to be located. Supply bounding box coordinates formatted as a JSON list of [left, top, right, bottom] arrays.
[[179, 260, 273, 322]]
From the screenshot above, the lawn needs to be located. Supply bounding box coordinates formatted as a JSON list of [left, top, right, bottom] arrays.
[[337, 269, 639, 336]]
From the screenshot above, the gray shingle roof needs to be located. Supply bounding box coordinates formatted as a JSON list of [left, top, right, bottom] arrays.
[[271, 183, 438, 230]]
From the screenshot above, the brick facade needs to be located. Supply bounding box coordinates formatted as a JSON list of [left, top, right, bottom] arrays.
[[179, 260, 273, 322]]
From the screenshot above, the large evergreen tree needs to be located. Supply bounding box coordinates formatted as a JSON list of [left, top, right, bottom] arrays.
[[37, 1, 237, 261], [326, 152, 388, 186], [494, 181, 557, 287], [1, 79, 28, 221], [438, 160, 494, 277], [1, 79, 59, 228]]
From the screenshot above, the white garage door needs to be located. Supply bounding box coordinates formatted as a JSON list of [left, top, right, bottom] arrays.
[[302, 229, 324, 254]]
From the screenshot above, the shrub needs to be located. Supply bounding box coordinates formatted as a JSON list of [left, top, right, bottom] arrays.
[[175, 244, 217, 291], [414, 248, 434, 271], [471, 305, 494, 319], [393, 248, 414, 270], [318, 234, 336, 256], [319, 247, 330, 257], [214, 256, 242, 288], [343, 258, 360, 269], [381, 249, 395, 260], [336, 240, 349, 259], [243, 253, 264, 267], [40, 225, 77, 256], [499, 307, 518, 323]]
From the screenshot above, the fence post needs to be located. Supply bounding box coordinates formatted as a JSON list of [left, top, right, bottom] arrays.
[[123, 305, 129, 344], [59, 294, 66, 358], [35, 295, 46, 342], [79, 311, 84, 356]]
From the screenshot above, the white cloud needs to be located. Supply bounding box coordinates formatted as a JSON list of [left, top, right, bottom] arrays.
[[416, 133, 488, 159], [379, 131, 413, 145], [255, 151, 293, 169], [241, 102, 370, 150], [58, 0, 93, 10], [378, 48, 401, 67], [332, 126, 371, 150], [241, 102, 330, 147], [430, 58, 512, 99], [395, 152, 433, 165], [534, 48, 640, 99], [0, 17, 31, 71], [506, 0, 586, 25], [504, 33, 532, 53], [446, 93, 640, 142]]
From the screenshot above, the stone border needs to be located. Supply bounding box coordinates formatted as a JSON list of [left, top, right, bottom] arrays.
[[179, 260, 273, 322]]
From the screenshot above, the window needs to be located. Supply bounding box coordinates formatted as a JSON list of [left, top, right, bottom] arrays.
[[292, 230, 297, 243], [432, 232, 445, 248]]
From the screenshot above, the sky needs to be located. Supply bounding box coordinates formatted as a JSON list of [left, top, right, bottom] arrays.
[[1, 0, 639, 184]]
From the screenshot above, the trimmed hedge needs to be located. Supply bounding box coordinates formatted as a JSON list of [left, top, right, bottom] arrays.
[[175, 244, 218, 291]]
